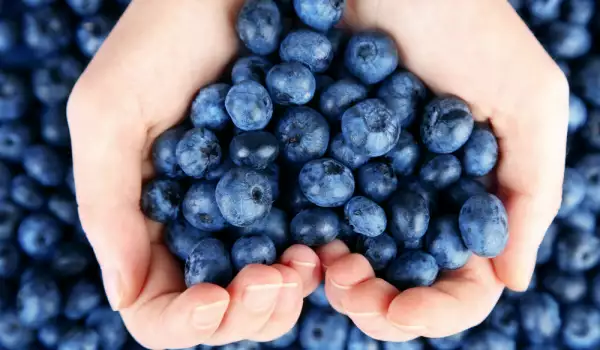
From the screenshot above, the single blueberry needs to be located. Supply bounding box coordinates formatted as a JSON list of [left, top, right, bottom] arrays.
[[378, 71, 427, 127], [574, 154, 600, 212], [543, 22, 591, 59], [85, 308, 128, 350], [299, 158, 354, 207], [426, 216, 471, 270], [265, 324, 298, 348], [41, 105, 71, 147], [487, 299, 519, 337], [231, 56, 273, 84], [319, 78, 368, 122], [22, 144, 66, 187], [76, 15, 113, 57], [47, 192, 78, 225], [519, 292, 562, 344], [461, 127, 499, 176], [421, 96, 474, 154], [225, 80, 273, 130], [328, 133, 370, 171], [344, 196, 386, 237], [582, 109, 600, 150], [66, 0, 104, 16], [388, 191, 430, 243], [0, 242, 20, 278], [526, 0, 563, 24], [307, 283, 329, 308], [293, 0, 344, 32], [0, 200, 20, 240], [344, 32, 399, 85], [38, 320, 70, 349], [0, 311, 35, 350], [575, 57, 600, 107], [0, 72, 27, 121], [562, 304, 600, 349], [51, 242, 92, 278], [231, 234, 277, 271], [17, 276, 61, 328], [299, 308, 349, 350], [275, 106, 329, 164], [229, 131, 279, 169], [184, 237, 233, 287], [176, 128, 222, 178], [280, 29, 333, 73], [266, 62, 316, 105], [556, 230, 600, 272], [215, 167, 273, 227], [563, 0, 595, 25], [23, 7, 71, 55], [165, 215, 211, 260], [0, 20, 17, 53], [427, 331, 467, 350], [419, 154, 462, 190], [383, 339, 424, 350], [190, 83, 231, 131], [542, 270, 587, 304], [182, 181, 227, 232], [10, 175, 44, 211], [152, 126, 186, 178], [558, 168, 587, 217], [234, 207, 288, 252], [18, 213, 63, 260], [141, 178, 183, 223], [291, 208, 339, 246], [0, 122, 33, 162], [64, 280, 101, 321], [358, 233, 397, 271], [57, 327, 100, 350], [462, 329, 516, 350], [32, 56, 83, 105], [237, 0, 282, 55], [537, 223, 558, 265], [384, 132, 420, 177], [385, 251, 439, 290], [356, 162, 398, 203], [458, 194, 508, 258], [347, 326, 379, 350]]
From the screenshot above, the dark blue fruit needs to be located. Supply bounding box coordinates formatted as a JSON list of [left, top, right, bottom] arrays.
[[64, 280, 102, 321], [0, 201, 22, 241], [190, 83, 231, 131], [184, 237, 233, 287], [23, 7, 71, 55], [344, 32, 399, 85], [266, 62, 316, 105], [22, 144, 66, 187], [458, 194, 508, 258], [231, 234, 277, 271], [383, 339, 425, 350], [164, 215, 211, 260], [426, 216, 471, 270], [299, 308, 349, 350], [32, 56, 82, 105], [421, 97, 474, 154], [17, 276, 61, 328], [0, 20, 17, 53], [299, 158, 354, 207], [358, 233, 397, 271], [378, 71, 427, 127], [57, 327, 100, 350], [445, 178, 487, 210], [176, 128, 222, 179], [427, 332, 467, 350], [66, 0, 103, 16], [152, 126, 186, 179], [293, 0, 345, 32], [488, 299, 519, 337], [0, 122, 33, 163], [0, 72, 27, 121], [556, 230, 600, 272], [519, 292, 562, 344], [386, 250, 439, 290], [344, 196, 386, 237], [575, 154, 600, 212], [388, 191, 430, 243], [543, 22, 591, 59], [562, 304, 600, 349], [568, 94, 587, 133], [275, 106, 330, 164], [0, 242, 20, 278], [461, 127, 499, 176], [50, 243, 92, 278], [319, 79, 368, 122], [237, 0, 283, 55], [384, 132, 420, 177], [266, 325, 298, 348], [347, 326, 379, 350], [526, 0, 562, 24], [234, 207, 289, 252], [225, 80, 273, 130], [328, 133, 370, 170], [462, 329, 516, 350], [419, 154, 462, 190], [231, 56, 273, 84], [563, 0, 595, 25], [0, 311, 35, 350], [557, 168, 587, 218], [10, 175, 45, 211], [280, 30, 333, 73], [85, 308, 128, 350], [18, 213, 63, 260], [229, 131, 279, 169], [41, 106, 70, 147], [76, 15, 112, 57], [140, 178, 183, 223], [542, 270, 587, 304], [356, 162, 398, 203], [182, 182, 228, 232], [537, 223, 558, 265], [47, 193, 78, 225], [291, 208, 339, 246]]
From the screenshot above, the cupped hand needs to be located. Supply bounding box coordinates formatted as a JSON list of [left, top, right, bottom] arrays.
[[66, 1, 321, 348], [320, 0, 568, 341]]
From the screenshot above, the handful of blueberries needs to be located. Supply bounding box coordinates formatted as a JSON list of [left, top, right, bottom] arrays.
[[141, 0, 508, 293]]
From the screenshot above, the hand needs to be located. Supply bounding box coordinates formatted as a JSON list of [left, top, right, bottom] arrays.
[[320, 0, 568, 341], [66, 1, 322, 348]]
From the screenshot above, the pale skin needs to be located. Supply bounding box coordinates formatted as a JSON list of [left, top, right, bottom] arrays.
[[67, 0, 568, 348]]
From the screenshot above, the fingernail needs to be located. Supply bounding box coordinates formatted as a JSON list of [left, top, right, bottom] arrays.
[[243, 284, 281, 312], [328, 276, 351, 291], [389, 320, 427, 333], [290, 260, 317, 269], [102, 270, 123, 311], [192, 301, 228, 330], [346, 311, 380, 318]]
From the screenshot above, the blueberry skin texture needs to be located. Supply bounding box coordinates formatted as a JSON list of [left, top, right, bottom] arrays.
[[341, 99, 401, 157], [47, 193, 78, 225], [358, 233, 397, 271], [0, 200, 22, 241], [50, 242, 92, 278], [280, 30, 333, 73], [462, 329, 516, 350], [557, 168, 587, 218], [377, 71, 428, 127], [562, 304, 600, 349], [231, 56, 273, 84], [384, 132, 420, 177], [176, 128, 222, 178], [235, 207, 289, 252], [537, 223, 558, 265], [225, 80, 273, 131], [542, 271, 587, 304], [426, 216, 471, 270], [85, 308, 128, 350], [556, 230, 600, 272], [164, 215, 211, 260], [419, 154, 462, 190], [576, 57, 600, 108], [215, 167, 273, 227], [487, 299, 519, 337], [41, 106, 71, 147], [356, 162, 398, 204], [17, 277, 62, 328], [229, 131, 279, 169], [266, 62, 316, 106], [299, 158, 355, 207], [543, 22, 591, 59], [152, 126, 186, 178], [293, 0, 344, 32], [190, 83, 231, 131], [231, 234, 277, 271], [421, 96, 475, 154], [526, 0, 563, 24], [461, 127, 499, 176], [0, 243, 20, 278], [185, 237, 233, 287], [22, 144, 66, 187], [344, 196, 386, 237], [0, 122, 33, 162], [347, 326, 379, 350], [18, 213, 63, 260], [519, 292, 562, 344], [141, 178, 183, 223], [344, 32, 399, 85], [385, 251, 439, 290], [328, 133, 370, 170], [76, 15, 112, 57], [275, 106, 330, 164], [458, 194, 508, 258], [0, 311, 35, 350], [0, 72, 27, 121], [291, 208, 339, 246], [583, 109, 600, 150], [569, 94, 587, 133], [299, 308, 349, 350], [10, 175, 44, 211], [237, 0, 282, 55], [32, 56, 83, 105], [563, 0, 595, 25], [66, 0, 103, 16], [575, 154, 600, 212], [182, 181, 228, 232], [427, 331, 467, 350], [64, 280, 101, 321], [57, 327, 100, 350], [23, 7, 72, 55], [388, 191, 430, 243], [319, 78, 368, 122]]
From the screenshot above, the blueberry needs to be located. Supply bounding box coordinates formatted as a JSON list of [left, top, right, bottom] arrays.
[[299, 308, 349, 350], [342, 99, 400, 157], [462, 329, 516, 350], [458, 194, 508, 258], [141, 178, 182, 223], [66, 166, 75, 194], [47, 193, 77, 225], [234, 207, 288, 252], [237, 0, 282, 55], [575, 154, 600, 212], [307, 283, 329, 308], [344, 32, 399, 85], [190, 83, 231, 131], [17, 276, 62, 328], [558, 168, 587, 217], [0, 72, 27, 121], [383, 339, 424, 350], [32, 56, 83, 105], [575, 57, 600, 107], [582, 109, 600, 150], [487, 299, 519, 337], [543, 22, 591, 59], [356, 162, 398, 203], [445, 178, 487, 209], [85, 308, 128, 350], [562, 304, 600, 349], [229, 131, 279, 169], [344, 196, 386, 237], [293, 0, 344, 32], [563, 0, 595, 25], [461, 127, 499, 176], [378, 71, 427, 127], [64, 280, 101, 321], [231, 234, 276, 271], [287, 181, 313, 214], [261, 163, 280, 200], [388, 191, 430, 243], [10, 175, 44, 211], [23, 7, 71, 55], [0, 122, 33, 161], [221, 341, 261, 350], [51, 242, 92, 278], [383, 132, 420, 177], [0, 311, 35, 350], [385, 251, 439, 290], [537, 223, 558, 264], [280, 30, 333, 73], [526, 0, 563, 24], [231, 56, 273, 84], [176, 128, 222, 178], [421, 96, 474, 154], [328, 133, 370, 170], [347, 326, 379, 350], [66, 0, 104, 16], [265, 324, 298, 348], [556, 230, 600, 272], [299, 158, 354, 207], [557, 60, 571, 77], [319, 78, 368, 122], [0, 20, 17, 53], [23, 144, 66, 187], [181, 181, 227, 232], [18, 213, 63, 260], [358, 233, 397, 271], [216, 167, 273, 227], [38, 320, 70, 349], [184, 237, 233, 287], [0, 242, 20, 278], [542, 270, 587, 304], [41, 105, 71, 147], [291, 208, 339, 246], [164, 215, 211, 261], [57, 327, 100, 350], [205, 158, 235, 182], [427, 331, 467, 350], [419, 154, 462, 190], [225, 81, 273, 130], [426, 216, 471, 270], [275, 106, 330, 164], [519, 292, 562, 344], [152, 126, 186, 178], [76, 15, 112, 57], [266, 62, 316, 105]]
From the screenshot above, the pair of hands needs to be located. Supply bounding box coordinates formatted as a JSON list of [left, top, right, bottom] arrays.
[[66, 0, 569, 348]]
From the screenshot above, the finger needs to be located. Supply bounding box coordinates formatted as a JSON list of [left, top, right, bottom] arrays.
[[324, 253, 375, 314], [280, 244, 322, 296], [250, 264, 304, 342], [386, 256, 504, 338], [315, 240, 351, 271]]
